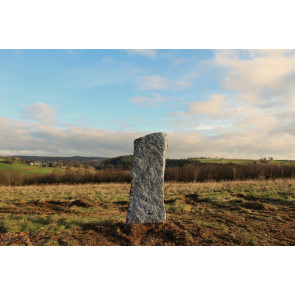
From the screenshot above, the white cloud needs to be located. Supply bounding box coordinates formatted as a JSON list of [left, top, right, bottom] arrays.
[[124, 49, 157, 58], [129, 93, 167, 107], [0, 117, 136, 157], [23, 103, 58, 125], [165, 49, 295, 159], [170, 94, 234, 125], [2, 115, 295, 159], [214, 49, 295, 99], [3, 50, 295, 159], [187, 94, 228, 116]]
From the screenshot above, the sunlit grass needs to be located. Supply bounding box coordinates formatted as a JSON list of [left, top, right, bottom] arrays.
[[0, 161, 55, 174], [0, 180, 295, 245]]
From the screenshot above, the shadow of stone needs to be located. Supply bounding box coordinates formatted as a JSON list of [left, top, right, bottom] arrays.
[[235, 193, 295, 207]]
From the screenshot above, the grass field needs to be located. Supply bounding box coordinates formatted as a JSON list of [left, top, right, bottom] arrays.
[[196, 159, 256, 164], [0, 159, 56, 174], [194, 158, 295, 165], [0, 179, 294, 246]]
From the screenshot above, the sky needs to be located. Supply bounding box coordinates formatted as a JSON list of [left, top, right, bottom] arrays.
[[1, 49, 295, 159]]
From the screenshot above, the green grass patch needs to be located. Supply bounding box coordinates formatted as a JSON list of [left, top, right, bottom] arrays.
[[0, 161, 59, 174], [192, 158, 295, 165], [271, 160, 295, 165], [196, 159, 255, 164]]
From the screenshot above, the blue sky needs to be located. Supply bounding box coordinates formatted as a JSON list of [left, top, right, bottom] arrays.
[[1, 49, 295, 159], [0, 49, 215, 131]]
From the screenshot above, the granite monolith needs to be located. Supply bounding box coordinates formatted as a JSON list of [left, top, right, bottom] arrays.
[[126, 132, 168, 224]]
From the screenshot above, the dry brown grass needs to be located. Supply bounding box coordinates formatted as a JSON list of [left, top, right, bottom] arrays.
[[0, 179, 295, 245]]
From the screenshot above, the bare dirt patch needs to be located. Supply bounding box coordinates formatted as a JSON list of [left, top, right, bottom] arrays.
[[0, 232, 32, 246], [0, 199, 99, 216], [32, 221, 197, 246]]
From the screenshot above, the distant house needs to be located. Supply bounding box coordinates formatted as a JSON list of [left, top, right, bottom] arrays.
[[28, 162, 42, 166]]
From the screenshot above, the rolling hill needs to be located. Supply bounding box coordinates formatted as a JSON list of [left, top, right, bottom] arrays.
[[0, 158, 55, 174]]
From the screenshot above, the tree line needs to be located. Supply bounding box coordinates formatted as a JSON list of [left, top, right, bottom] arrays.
[[1, 162, 295, 186]]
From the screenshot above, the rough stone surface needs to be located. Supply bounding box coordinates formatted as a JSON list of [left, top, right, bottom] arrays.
[[126, 132, 168, 224]]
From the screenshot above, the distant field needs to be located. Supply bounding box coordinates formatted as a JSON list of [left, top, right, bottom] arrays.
[[193, 158, 295, 165], [271, 160, 295, 165], [196, 159, 255, 164], [0, 159, 56, 174], [0, 180, 294, 246]]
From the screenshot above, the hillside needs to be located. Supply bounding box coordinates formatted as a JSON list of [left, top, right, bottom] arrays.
[[0, 156, 109, 176], [15, 155, 109, 163], [0, 158, 55, 174], [97, 155, 295, 170]]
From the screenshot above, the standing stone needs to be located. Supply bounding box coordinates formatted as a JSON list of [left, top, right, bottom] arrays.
[[126, 132, 168, 224]]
